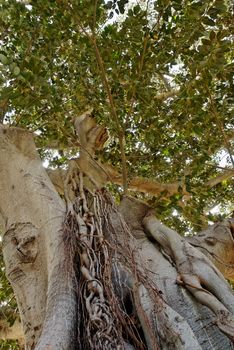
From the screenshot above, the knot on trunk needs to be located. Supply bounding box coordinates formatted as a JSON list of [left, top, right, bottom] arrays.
[[3, 222, 39, 271]]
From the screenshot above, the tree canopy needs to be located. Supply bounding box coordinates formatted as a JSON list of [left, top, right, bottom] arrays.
[[0, 0, 233, 348]]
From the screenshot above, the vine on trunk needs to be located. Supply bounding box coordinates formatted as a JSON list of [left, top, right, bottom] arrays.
[[62, 170, 145, 350], [61, 165, 208, 349]]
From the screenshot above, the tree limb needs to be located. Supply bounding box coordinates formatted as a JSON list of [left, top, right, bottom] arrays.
[[47, 114, 233, 199], [206, 169, 234, 188], [71, 11, 129, 194]]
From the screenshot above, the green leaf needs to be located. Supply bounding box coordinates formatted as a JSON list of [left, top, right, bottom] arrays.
[[13, 66, 20, 76], [0, 53, 8, 65], [202, 16, 215, 26]]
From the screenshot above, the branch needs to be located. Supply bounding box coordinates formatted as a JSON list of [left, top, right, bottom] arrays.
[[44, 112, 184, 197], [71, 11, 128, 194], [48, 114, 233, 198], [47, 160, 187, 198], [206, 169, 234, 188], [129, 177, 184, 195], [91, 37, 128, 193]]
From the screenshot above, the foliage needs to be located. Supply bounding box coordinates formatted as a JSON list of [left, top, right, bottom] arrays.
[[0, 0, 233, 232], [0, 1, 233, 345], [0, 0, 233, 225], [0, 340, 19, 350]]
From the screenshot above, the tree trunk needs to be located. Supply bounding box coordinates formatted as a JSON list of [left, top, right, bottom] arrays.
[[0, 126, 76, 349], [0, 125, 234, 349]]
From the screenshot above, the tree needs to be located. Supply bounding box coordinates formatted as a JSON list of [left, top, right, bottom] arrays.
[[0, 0, 233, 349]]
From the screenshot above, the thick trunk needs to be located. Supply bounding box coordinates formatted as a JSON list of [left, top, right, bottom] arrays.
[[0, 126, 77, 349], [0, 125, 234, 349]]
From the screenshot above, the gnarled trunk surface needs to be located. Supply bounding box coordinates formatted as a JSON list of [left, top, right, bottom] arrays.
[[0, 125, 234, 349]]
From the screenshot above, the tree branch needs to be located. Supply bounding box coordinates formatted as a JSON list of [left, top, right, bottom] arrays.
[[47, 114, 233, 199], [91, 37, 128, 193], [47, 159, 188, 198], [206, 169, 234, 188], [70, 11, 128, 194]]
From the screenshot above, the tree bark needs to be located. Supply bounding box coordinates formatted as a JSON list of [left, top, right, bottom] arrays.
[[0, 125, 234, 349], [0, 126, 77, 349], [186, 219, 234, 282], [119, 197, 234, 349]]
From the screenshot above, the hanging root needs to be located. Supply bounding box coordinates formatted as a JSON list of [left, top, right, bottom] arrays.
[[62, 170, 206, 349], [62, 172, 145, 350], [98, 193, 203, 350]]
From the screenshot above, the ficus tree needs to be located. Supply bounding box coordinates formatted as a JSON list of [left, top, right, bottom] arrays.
[[0, 0, 233, 349]]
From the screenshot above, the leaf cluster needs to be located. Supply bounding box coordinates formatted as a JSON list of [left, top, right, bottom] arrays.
[[0, 0, 233, 232]]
